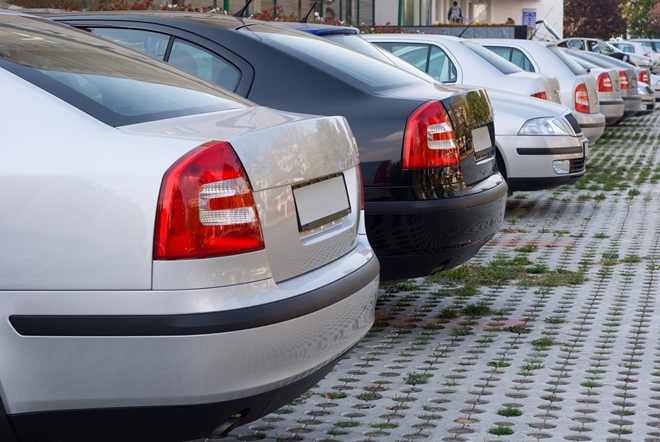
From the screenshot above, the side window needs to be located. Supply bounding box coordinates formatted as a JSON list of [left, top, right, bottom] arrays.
[[428, 45, 457, 83], [168, 39, 240, 91], [387, 44, 431, 72], [486, 46, 512, 60], [510, 48, 535, 72], [598, 41, 613, 55], [566, 39, 584, 50], [87, 28, 169, 60]]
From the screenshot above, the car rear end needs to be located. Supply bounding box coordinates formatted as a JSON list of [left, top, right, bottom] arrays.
[[569, 54, 624, 126], [0, 13, 378, 442], [545, 46, 605, 144], [365, 85, 507, 280], [484, 89, 587, 192]]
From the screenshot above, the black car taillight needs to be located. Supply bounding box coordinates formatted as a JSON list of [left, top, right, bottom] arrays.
[[403, 101, 458, 169]]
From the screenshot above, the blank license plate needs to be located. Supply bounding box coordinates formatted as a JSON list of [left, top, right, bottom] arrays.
[[473, 126, 491, 154], [293, 175, 350, 232]]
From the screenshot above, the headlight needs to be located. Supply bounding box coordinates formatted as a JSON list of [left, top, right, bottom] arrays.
[[518, 117, 572, 136]]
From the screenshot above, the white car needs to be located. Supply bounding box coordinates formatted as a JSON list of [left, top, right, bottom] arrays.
[[609, 40, 660, 65], [557, 37, 654, 70], [473, 39, 606, 145], [0, 12, 379, 442], [567, 49, 646, 119], [326, 30, 587, 193], [363, 34, 562, 103], [564, 51, 625, 125]]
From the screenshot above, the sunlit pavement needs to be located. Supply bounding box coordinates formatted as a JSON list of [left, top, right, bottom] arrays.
[[222, 112, 660, 442]]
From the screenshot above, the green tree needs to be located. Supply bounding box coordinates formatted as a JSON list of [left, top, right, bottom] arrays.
[[565, 0, 627, 39], [621, 0, 659, 37]]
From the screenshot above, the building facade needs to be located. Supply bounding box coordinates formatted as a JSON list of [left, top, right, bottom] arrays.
[[219, 0, 562, 38]]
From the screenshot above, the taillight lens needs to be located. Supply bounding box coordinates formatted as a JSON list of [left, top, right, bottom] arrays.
[[357, 162, 365, 210], [531, 91, 548, 100], [639, 70, 649, 84], [403, 101, 459, 169], [619, 71, 629, 89], [574, 83, 590, 113], [154, 141, 264, 260], [597, 72, 612, 92]]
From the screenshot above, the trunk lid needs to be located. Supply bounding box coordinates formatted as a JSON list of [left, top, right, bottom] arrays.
[[121, 107, 362, 283]]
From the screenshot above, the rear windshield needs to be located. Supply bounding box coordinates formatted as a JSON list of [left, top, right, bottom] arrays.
[[547, 46, 588, 76], [243, 25, 420, 91], [0, 16, 247, 127], [461, 40, 523, 74]]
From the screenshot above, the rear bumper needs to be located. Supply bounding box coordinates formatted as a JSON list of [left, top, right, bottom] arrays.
[[574, 111, 606, 145], [365, 174, 507, 281], [598, 99, 625, 125], [497, 135, 586, 192], [622, 95, 642, 118], [0, 240, 379, 442]]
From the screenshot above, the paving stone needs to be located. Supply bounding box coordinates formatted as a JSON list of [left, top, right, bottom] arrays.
[[217, 114, 660, 440]]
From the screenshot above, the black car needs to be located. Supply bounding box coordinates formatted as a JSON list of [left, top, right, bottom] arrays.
[[53, 12, 507, 281]]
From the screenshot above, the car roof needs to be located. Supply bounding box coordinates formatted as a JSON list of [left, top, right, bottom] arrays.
[[276, 22, 359, 35]]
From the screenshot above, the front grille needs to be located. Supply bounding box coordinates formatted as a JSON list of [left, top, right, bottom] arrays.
[[564, 113, 583, 136], [570, 157, 585, 173]]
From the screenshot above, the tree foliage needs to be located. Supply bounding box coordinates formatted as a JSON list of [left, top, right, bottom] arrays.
[[649, 2, 660, 36], [621, 0, 660, 37], [564, 0, 627, 39]]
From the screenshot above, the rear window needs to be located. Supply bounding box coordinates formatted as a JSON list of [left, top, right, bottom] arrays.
[[244, 26, 419, 91], [547, 46, 588, 76], [461, 41, 523, 75], [0, 16, 247, 127]]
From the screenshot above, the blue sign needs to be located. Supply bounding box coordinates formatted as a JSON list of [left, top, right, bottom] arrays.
[[523, 8, 536, 27]]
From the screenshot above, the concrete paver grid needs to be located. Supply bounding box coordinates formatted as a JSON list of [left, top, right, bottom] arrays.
[[220, 112, 660, 441]]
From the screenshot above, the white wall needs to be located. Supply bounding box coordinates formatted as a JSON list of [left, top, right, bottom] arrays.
[[489, 0, 563, 38], [376, 0, 400, 26]]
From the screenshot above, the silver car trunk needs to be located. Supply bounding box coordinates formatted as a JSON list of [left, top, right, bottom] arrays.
[[121, 107, 361, 284]]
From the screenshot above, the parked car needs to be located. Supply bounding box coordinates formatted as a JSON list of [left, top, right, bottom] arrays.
[[0, 11, 380, 442], [561, 52, 625, 125], [609, 40, 660, 64], [52, 12, 508, 282], [566, 49, 645, 119], [361, 33, 562, 103], [557, 37, 654, 70], [473, 38, 606, 145], [313, 29, 587, 192]]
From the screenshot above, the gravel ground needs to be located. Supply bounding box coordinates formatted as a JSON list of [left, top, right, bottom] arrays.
[[223, 112, 660, 442]]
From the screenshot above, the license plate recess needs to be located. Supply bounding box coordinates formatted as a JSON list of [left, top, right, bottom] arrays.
[[293, 174, 351, 232]]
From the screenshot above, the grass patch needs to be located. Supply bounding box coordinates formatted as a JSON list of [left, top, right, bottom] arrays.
[[497, 407, 523, 417], [403, 372, 432, 385], [436, 307, 459, 320], [488, 425, 514, 436], [462, 301, 492, 316], [426, 255, 586, 288], [384, 280, 422, 293]]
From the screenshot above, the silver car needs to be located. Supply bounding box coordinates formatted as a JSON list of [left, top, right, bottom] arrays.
[[473, 39, 607, 146], [567, 49, 645, 119], [557, 37, 654, 70], [0, 12, 379, 442], [565, 52, 625, 125], [363, 34, 562, 103]]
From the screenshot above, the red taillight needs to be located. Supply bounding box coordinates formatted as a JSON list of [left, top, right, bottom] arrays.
[[531, 91, 548, 100], [597, 72, 613, 92], [154, 141, 264, 260], [574, 83, 590, 113], [639, 70, 649, 85], [403, 101, 458, 169], [619, 71, 629, 89]]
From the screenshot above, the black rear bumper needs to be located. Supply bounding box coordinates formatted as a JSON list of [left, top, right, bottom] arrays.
[[365, 174, 507, 281]]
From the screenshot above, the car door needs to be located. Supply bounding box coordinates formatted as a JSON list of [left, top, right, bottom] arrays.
[[67, 22, 255, 95], [371, 41, 460, 84]]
